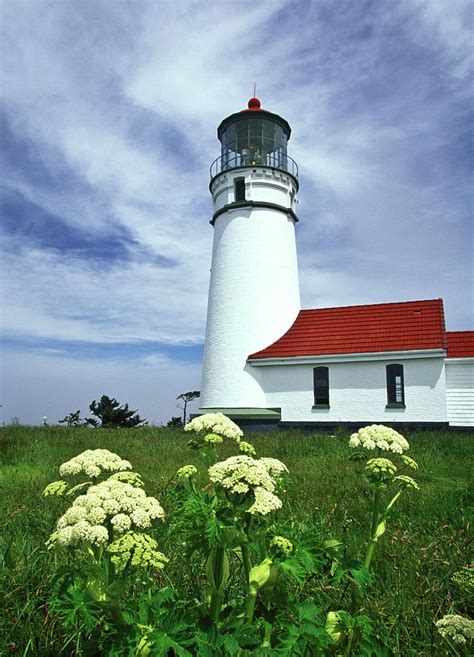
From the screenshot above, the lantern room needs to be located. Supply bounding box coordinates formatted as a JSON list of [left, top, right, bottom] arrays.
[[210, 97, 298, 180]]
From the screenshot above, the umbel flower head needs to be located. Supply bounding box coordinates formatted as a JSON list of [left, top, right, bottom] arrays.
[[203, 433, 223, 444], [59, 449, 132, 479], [260, 457, 289, 479], [451, 566, 474, 599], [435, 614, 474, 645], [349, 425, 410, 454], [54, 479, 165, 547], [365, 457, 397, 486], [184, 413, 243, 443], [176, 465, 198, 479], [239, 441, 257, 457], [271, 535, 294, 556], [107, 531, 168, 573], [394, 475, 419, 490], [208, 455, 288, 515], [248, 488, 282, 515], [43, 480, 68, 497], [108, 471, 144, 488]]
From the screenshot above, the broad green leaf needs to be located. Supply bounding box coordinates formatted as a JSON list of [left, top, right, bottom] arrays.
[[325, 611, 343, 644]]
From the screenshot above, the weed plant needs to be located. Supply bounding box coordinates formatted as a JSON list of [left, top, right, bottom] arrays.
[[0, 424, 472, 655]]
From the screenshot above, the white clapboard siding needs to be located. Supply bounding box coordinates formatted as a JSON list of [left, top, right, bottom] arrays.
[[445, 359, 474, 426]]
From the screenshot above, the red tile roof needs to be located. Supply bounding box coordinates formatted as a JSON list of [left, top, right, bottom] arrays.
[[446, 331, 474, 358], [248, 299, 447, 360]]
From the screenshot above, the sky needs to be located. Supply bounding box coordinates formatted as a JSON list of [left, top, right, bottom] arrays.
[[1, 0, 472, 426]]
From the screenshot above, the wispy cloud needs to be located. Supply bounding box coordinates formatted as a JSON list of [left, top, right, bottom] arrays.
[[0, 0, 472, 423]]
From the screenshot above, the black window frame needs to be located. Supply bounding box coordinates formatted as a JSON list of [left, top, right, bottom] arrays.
[[313, 366, 330, 408], [386, 364, 405, 407], [234, 177, 246, 202]]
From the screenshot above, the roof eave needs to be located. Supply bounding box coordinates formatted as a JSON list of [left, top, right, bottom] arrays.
[[248, 348, 447, 366]]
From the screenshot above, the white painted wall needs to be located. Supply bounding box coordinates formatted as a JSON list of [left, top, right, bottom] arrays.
[[211, 168, 298, 213], [200, 168, 300, 409], [259, 357, 447, 422], [446, 359, 474, 426]]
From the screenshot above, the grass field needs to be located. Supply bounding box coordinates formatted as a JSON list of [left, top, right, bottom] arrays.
[[1, 425, 472, 655]]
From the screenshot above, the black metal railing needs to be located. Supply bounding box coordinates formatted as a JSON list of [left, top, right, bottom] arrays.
[[210, 152, 298, 179]]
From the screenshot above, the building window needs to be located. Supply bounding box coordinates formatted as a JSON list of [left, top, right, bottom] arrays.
[[313, 366, 329, 407], [234, 177, 246, 202], [386, 364, 405, 407]]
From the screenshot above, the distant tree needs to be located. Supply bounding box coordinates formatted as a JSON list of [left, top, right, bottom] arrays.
[[59, 410, 83, 427], [176, 390, 200, 425], [167, 416, 183, 428], [86, 395, 146, 428]]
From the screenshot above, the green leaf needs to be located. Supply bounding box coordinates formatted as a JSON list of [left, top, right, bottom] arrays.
[[222, 635, 243, 656], [106, 578, 127, 599], [152, 633, 193, 657], [349, 563, 371, 590], [325, 610, 353, 644], [86, 576, 108, 602], [218, 525, 248, 547]]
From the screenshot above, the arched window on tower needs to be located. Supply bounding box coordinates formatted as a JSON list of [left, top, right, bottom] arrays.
[[386, 364, 405, 407], [313, 366, 329, 407]]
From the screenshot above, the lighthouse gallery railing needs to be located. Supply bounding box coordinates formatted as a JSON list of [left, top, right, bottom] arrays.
[[210, 152, 298, 180]]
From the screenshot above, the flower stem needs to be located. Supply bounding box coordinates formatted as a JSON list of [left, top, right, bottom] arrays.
[[209, 546, 226, 622], [262, 599, 273, 647], [353, 485, 382, 609], [209, 590, 224, 623], [241, 543, 251, 587], [363, 485, 382, 570], [245, 590, 257, 625], [241, 515, 253, 590]]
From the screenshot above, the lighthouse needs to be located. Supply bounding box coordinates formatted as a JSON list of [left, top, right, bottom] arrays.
[[198, 96, 301, 417]]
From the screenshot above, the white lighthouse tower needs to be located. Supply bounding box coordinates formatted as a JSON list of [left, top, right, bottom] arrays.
[[198, 96, 301, 418]]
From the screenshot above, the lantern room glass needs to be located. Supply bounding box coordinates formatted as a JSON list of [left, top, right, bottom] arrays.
[[219, 117, 288, 171]]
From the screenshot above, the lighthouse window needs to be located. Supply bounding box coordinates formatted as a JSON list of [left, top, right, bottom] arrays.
[[313, 367, 329, 407], [386, 364, 405, 407], [234, 177, 246, 202]]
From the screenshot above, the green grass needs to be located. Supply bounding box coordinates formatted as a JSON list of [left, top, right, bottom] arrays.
[[1, 425, 473, 655]]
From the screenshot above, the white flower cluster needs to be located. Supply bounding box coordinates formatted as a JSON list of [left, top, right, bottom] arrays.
[[435, 614, 474, 645], [208, 455, 288, 516], [59, 449, 132, 478], [260, 457, 289, 479], [184, 413, 243, 443], [55, 479, 165, 547], [209, 455, 275, 494], [248, 488, 282, 515], [349, 425, 409, 454]]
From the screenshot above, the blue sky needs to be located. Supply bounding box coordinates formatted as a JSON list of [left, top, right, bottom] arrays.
[[1, 0, 472, 425]]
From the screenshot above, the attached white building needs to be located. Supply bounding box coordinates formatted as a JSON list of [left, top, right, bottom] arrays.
[[445, 332, 474, 427], [197, 97, 474, 429]]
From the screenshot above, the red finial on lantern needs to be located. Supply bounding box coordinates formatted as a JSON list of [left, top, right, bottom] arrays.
[[248, 96, 261, 109]]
